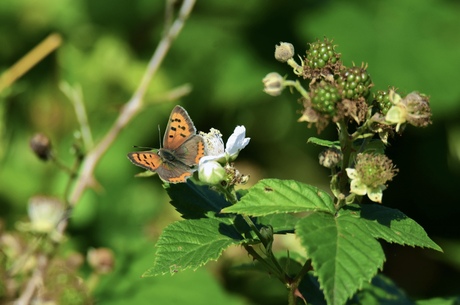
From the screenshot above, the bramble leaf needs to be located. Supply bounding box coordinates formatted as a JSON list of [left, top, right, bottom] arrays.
[[143, 218, 244, 277], [222, 179, 335, 216], [166, 180, 231, 219], [307, 137, 340, 148], [296, 211, 385, 305], [345, 204, 442, 252]]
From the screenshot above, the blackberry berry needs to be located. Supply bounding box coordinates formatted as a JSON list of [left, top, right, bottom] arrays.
[[337, 65, 372, 100], [304, 38, 342, 81], [310, 81, 341, 116], [306, 38, 340, 69], [374, 89, 393, 115]]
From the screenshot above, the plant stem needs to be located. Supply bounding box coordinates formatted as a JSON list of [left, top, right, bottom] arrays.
[[336, 120, 352, 209], [284, 80, 309, 99], [14, 1, 197, 303], [68, 0, 196, 207]]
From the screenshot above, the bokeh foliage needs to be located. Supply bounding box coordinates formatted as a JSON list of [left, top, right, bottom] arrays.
[[1, 0, 460, 304]]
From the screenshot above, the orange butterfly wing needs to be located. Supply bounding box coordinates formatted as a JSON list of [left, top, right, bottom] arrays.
[[127, 105, 206, 184], [163, 105, 197, 150], [127, 151, 162, 172]]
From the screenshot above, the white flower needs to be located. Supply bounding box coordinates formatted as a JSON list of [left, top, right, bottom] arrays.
[[200, 128, 224, 157], [345, 153, 397, 204], [346, 168, 385, 203], [198, 126, 250, 185], [385, 90, 432, 132], [225, 126, 251, 159], [27, 196, 65, 234], [200, 126, 250, 166]]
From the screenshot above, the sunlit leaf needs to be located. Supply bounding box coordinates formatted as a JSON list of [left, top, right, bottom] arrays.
[[222, 179, 335, 216]]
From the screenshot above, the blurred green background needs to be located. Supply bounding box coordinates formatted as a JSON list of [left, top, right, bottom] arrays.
[[1, 0, 460, 304]]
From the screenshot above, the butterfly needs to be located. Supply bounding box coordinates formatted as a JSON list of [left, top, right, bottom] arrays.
[[127, 105, 205, 183]]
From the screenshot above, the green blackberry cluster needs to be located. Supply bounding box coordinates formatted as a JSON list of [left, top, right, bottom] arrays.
[[305, 38, 341, 71], [374, 89, 393, 115], [336, 65, 372, 100], [310, 81, 341, 116]]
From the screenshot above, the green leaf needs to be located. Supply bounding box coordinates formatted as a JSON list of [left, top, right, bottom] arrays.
[[222, 179, 335, 216], [417, 296, 460, 305], [256, 213, 300, 233], [166, 180, 231, 219], [351, 274, 414, 305], [143, 218, 244, 277], [345, 204, 442, 252], [307, 137, 340, 148], [296, 211, 385, 305]]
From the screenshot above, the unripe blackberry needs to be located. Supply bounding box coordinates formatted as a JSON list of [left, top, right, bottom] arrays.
[[306, 38, 340, 69], [374, 89, 393, 115], [310, 82, 341, 116], [337, 65, 372, 100]]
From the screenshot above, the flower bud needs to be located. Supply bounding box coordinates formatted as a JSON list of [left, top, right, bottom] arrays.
[[262, 72, 285, 96], [198, 160, 226, 185], [87, 248, 115, 274], [275, 42, 295, 62], [30, 133, 52, 161], [319, 147, 342, 168]]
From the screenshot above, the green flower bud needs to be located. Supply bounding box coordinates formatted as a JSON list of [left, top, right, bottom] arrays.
[[199, 160, 226, 185]]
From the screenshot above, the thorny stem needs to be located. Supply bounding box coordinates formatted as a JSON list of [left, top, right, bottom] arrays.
[[289, 259, 312, 305], [243, 244, 282, 279], [15, 1, 197, 304], [336, 120, 352, 209], [221, 183, 287, 284], [68, 0, 196, 207], [240, 207, 286, 283]]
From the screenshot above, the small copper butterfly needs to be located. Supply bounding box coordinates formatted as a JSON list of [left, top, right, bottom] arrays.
[[127, 105, 205, 183]]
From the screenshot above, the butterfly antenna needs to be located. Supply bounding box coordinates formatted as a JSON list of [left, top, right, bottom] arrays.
[[132, 145, 153, 149], [158, 125, 162, 148]]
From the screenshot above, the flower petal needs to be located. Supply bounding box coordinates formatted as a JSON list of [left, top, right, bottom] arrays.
[[345, 168, 358, 179], [225, 126, 250, 157], [350, 178, 368, 196], [367, 186, 385, 203], [200, 128, 224, 157]]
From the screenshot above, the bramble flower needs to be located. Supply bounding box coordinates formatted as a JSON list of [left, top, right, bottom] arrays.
[[199, 126, 250, 185], [345, 153, 398, 203], [17, 196, 66, 241], [385, 90, 432, 132]]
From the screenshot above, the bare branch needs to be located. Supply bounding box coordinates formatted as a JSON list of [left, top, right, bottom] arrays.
[[15, 1, 196, 303], [68, 0, 196, 206]]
